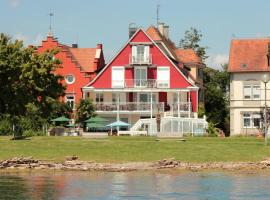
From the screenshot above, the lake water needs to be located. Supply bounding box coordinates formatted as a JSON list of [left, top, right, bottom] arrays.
[[0, 170, 270, 200]]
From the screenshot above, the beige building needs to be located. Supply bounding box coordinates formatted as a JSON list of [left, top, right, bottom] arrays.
[[229, 38, 270, 136]]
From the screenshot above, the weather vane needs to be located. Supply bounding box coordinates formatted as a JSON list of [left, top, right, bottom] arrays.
[[48, 10, 54, 36]]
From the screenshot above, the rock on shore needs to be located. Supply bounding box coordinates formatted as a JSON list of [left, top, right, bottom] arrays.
[[1, 157, 270, 172]]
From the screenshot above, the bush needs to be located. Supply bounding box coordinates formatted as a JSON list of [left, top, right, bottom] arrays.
[[207, 122, 218, 137], [23, 130, 46, 137], [0, 118, 12, 135]]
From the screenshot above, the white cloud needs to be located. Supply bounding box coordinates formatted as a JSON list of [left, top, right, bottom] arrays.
[[206, 54, 229, 70], [8, 0, 20, 8], [13, 33, 43, 46]]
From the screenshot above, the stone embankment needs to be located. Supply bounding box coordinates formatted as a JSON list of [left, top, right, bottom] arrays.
[[1, 157, 270, 172]]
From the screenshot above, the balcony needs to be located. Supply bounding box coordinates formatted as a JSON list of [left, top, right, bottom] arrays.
[[112, 79, 169, 89], [129, 54, 152, 65], [95, 102, 164, 113]]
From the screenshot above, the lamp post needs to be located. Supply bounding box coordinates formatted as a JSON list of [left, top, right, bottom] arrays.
[[262, 73, 270, 145]]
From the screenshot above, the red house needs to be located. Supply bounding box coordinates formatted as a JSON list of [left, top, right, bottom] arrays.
[[82, 24, 207, 135], [36, 34, 105, 110]]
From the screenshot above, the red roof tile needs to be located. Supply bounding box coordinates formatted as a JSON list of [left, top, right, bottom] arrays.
[[68, 48, 97, 73], [146, 26, 163, 41], [175, 49, 202, 64], [229, 38, 270, 72]]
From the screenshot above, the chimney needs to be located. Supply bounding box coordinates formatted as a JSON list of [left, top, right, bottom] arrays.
[[129, 23, 137, 38], [163, 25, 169, 39], [97, 43, 102, 49], [72, 43, 78, 48], [158, 22, 165, 36]]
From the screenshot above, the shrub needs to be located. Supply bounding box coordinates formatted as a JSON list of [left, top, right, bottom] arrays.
[[0, 118, 12, 135], [207, 122, 218, 137], [22, 130, 46, 137]]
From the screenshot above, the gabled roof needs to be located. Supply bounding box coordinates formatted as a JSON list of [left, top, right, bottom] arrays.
[[68, 48, 97, 73], [146, 26, 203, 66], [84, 27, 197, 89], [37, 36, 103, 73], [146, 26, 178, 61], [229, 38, 270, 72], [175, 49, 202, 65]]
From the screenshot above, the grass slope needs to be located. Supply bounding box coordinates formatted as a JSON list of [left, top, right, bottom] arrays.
[[0, 136, 269, 163]]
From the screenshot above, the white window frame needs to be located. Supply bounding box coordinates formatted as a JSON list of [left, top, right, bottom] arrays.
[[243, 83, 261, 100], [95, 93, 104, 103], [243, 113, 251, 128], [252, 85, 261, 100], [243, 113, 261, 128], [65, 95, 75, 110], [132, 45, 150, 63], [157, 66, 170, 88], [112, 67, 125, 88], [137, 93, 156, 103], [65, 74, 75, 84], [135, 67, 147, 87]]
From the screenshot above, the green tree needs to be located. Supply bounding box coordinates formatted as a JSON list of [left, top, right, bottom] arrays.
[[0, 33, 66, 135], [203, 64, 230, 134], [76, 98, 96, 124], [179, 27, 208, 61]]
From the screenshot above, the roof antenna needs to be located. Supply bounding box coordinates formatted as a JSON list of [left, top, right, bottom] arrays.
[[48, 10, 54, 36], [156, 4, 160, 28]]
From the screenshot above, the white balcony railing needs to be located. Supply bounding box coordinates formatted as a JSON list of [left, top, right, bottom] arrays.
[[112, 79, 169, 89], [129, 54, 152, 65], [95, 102, 164, 113]]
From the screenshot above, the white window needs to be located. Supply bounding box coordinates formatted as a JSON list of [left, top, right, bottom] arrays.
[[243, 85, 252, 99], [65, 74, 75, 84], [253, 85, 260, 99], [253, 114, 261, 128], [95, 93, 103, 103], [243, 113, 261, 128], [66, 95, 75, 109], [138, 93, 156, 103], [135, 67, 147, 87], [243, 113, 251, 128], [132, 45, 150, 63], [112, 67, 125, 88], [243, 84, 260, 100], [157, 67, 170, 88]]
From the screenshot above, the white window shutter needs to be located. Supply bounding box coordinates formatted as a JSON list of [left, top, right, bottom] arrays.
[[132, 46, 137, 62], [144, 46, 149, 61], [157, 67, 170, 88], [112, 67, 125, 88]]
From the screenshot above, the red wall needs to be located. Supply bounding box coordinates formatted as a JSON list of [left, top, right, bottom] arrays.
[[89, 29, 197, 112], [190, 91, 198, 112], [91, 30, 192, 89], [37, 36, 92, 104]]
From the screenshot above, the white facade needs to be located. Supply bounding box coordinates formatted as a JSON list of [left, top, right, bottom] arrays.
[[230, 72, 270, 135]]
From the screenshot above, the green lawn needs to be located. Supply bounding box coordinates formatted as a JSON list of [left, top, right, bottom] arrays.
[[0, 136, 269, 163]]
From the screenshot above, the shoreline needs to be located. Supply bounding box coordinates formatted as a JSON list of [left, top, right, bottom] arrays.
[[1, 157, 270, 172]]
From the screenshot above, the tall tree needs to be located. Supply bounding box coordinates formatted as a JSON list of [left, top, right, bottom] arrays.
[[0, 33, 65, 120], [203, 64, 230, 134], [179, 27, 208, 61]]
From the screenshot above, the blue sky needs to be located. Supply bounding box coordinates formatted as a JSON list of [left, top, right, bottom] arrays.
[[2, 0, 270, 69]]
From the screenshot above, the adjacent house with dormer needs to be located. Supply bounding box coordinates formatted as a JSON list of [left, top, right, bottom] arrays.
[[229, 38, 270, 135]]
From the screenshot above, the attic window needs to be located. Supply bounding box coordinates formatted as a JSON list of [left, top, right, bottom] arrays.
[[241, 63, 247, 68]]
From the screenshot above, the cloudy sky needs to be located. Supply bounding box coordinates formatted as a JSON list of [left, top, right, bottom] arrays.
[[2, 0, 270, 69]]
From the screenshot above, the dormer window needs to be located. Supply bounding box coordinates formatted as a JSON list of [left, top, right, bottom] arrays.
[[130, 45, 151, 64]]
